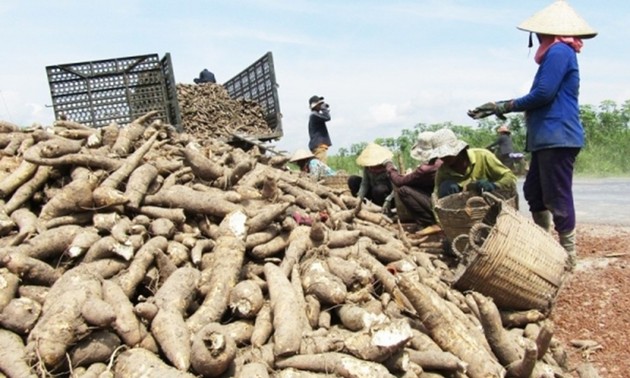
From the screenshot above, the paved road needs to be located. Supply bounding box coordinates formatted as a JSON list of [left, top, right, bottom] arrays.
[[516, 177, 630, 226]]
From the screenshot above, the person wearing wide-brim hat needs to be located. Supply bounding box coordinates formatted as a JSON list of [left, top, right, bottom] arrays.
[[382, 131, 443, 233], [428, 128, 517, 200], [347, 143, 394, 208], [289, 149, 336, 180], [486, 124, 515, 169], [307, 95, 332, 163], [467, 0, 597, 265]]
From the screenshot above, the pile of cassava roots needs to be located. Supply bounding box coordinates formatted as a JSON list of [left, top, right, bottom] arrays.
[[176, 83, 270, 142], [0, 99, 575, 377]]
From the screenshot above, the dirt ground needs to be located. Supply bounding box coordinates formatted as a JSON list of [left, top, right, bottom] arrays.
[[551, 223, 630, 378]]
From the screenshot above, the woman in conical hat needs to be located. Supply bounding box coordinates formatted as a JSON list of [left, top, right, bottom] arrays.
[[347, 143, 394, 207], [289, 149, 336, 180], [467, 0, 597, 267]]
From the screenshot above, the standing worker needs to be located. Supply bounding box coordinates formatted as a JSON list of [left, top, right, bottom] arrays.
[[486, 125, 515, 169], [308, 95, 332, 163], [467, 0, 597, 267]]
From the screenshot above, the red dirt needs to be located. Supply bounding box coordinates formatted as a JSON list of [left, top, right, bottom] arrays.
[[551, 223, 630, 378]]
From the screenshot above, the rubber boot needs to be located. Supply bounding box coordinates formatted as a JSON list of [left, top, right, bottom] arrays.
[[532, 211, 552, 233], [559, 229, 577, 271]]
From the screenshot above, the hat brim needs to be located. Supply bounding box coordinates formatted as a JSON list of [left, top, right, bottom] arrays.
[[310, 99, 325, 109], [410, 149, 431, 164], [356, 144, 393, 167], [290, 149, 315, 162], [517, 0, 597, 38], [428, 140, 468, 161]]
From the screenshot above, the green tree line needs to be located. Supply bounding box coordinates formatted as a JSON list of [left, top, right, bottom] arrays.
[[328, 100, 630, 176]]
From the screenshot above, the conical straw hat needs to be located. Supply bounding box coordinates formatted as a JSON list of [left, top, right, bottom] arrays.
[[289, 149, 314, 162], [356, 143, 393, 167], [517, 0, 597, 39]]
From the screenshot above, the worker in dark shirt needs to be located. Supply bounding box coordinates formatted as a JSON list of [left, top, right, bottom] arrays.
[[307, 95, 332, 163], [383, 131, 442, 233], [486, 124, 514, 169], [194, 69, 216, 84], [349, 143, 394, 207]]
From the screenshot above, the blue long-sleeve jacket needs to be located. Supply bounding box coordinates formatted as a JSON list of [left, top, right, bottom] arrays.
[[512, 43, 585, 152]]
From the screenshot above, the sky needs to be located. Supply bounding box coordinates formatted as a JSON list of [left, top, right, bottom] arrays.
[[1, 1, 628, 155]]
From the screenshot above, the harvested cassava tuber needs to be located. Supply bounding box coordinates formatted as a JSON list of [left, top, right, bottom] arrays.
[[101, 279, 148, 347], [112, 236, 166, 298], [144, 184, 242, 218], [191, 322, 237, 377], [229, 279, 264, 318], [114, 347, 197, 378], [301, 257, 347, 305], [124, 163, 159, 210], [343, 319, 413, 362], [25, 266, 106, 368], [239, 361, 270, 378], [0, 297, 41, 335], [276, 351, 397, 378], [398, 274, 506, 378], [0, 329, 37, 377], [0, 160, 38, 199], [93, 132, 159, 208], [250, 302, 273, 347], [264, 262, 303, 357], [0, 268, 19, 310], [38, 173, 98, 224], [187, 230, 246, 334], [68, 330, 121, 367], [151, 308, 192, 370], [2, 165, 53, 215]]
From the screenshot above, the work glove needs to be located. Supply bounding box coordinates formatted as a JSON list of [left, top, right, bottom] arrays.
[[467, 100, 513, 120], [473, 179, 497, 194], [438, 182, 461, 198]]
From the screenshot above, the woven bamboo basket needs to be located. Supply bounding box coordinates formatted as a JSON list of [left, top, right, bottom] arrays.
[[452, 198, 568, 311], [320, 174, 350, 192], [434, 189, 518, 251]]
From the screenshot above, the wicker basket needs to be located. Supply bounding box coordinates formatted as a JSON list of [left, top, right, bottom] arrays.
[[452, 198, 568, 311], [434, 189, 518, 251], [320, 174, 350, 192]]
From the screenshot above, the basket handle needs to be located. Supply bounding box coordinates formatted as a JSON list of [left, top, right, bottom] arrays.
[[482, 191, 505, 206], [468, 222, 493, 256], [450, 234, 468, 259], [465, 196, 489, 217]]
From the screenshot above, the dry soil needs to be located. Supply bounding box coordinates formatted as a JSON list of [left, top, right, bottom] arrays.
[[551, 223, 630, 377]]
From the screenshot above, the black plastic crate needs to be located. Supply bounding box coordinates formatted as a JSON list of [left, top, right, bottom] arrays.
[[46, 53, 181, 129], [223, 51, 282, 141]]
